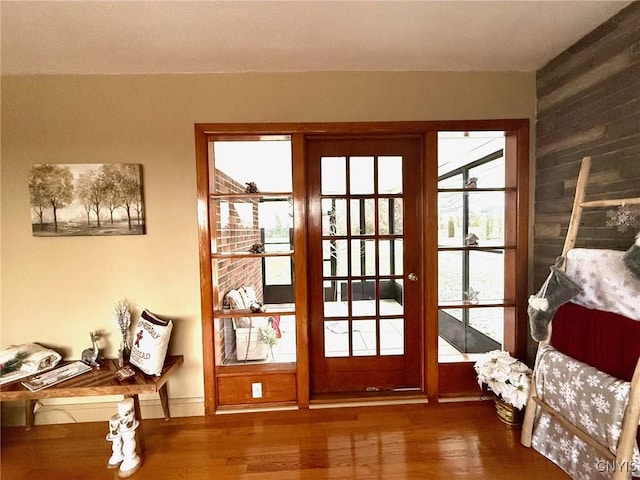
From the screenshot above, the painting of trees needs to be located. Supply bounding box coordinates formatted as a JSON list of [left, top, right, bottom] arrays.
[[29, 164, 145, 236]]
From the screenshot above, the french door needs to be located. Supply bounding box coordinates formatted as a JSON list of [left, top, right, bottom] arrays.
[[196, 121, 528, 412], [306, 136, 424, 395]]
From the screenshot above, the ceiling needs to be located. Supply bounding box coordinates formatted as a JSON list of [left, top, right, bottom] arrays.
[[0, 0, 632, 75]]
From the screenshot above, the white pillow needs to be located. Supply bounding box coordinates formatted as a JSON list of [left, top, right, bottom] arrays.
[[225, 289, 251, 328], [129, 309, 173, 376], [565, 248, 640, 321], [239, 286, 258, 304]]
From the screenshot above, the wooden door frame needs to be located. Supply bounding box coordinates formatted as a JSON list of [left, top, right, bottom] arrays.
[[304, 134, 424, 397], [195, 119, 529, 414]]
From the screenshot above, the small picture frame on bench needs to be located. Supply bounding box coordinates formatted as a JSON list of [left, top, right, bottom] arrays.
[[114, 365, 136, 381]]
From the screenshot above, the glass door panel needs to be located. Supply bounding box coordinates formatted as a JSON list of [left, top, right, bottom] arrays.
[[209, 137, 296, 368], [467, 192, 505, 246], [380, 318, 405, 355], [469, 250, 505, 302], [378, 198, 403, 235], [350, 199, 375, 235], [437, 191, 506, 247], [212, 140, 292, 193], [322, 198, 347, 235], [438, 251, 464, 302], [349, 157, 375, 194], [469, 156, 506, 188], [468, 308, 504, 346], [437, 131, 508, 360], [321, 157, 346, 195], [307, 136, 422, 395], [352, 320, 377, 356], [324, 320, 349, 357], [437, 192, 463, 247], [378, 156, 403, 194]]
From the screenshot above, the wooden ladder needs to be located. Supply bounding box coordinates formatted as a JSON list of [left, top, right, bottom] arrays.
[[521, 156, 640, 480], [561, 156, 640, 256]]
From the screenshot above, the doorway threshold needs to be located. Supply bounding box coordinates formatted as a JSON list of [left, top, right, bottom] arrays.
[[310, 391, 428, 409]]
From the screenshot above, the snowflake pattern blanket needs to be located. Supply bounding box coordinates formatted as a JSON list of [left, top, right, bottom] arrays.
[[532, 345, 640, 479], [566, 248, 640, 322]]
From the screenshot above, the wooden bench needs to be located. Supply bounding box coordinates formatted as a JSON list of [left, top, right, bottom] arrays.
[[0, 355, 183, 451]]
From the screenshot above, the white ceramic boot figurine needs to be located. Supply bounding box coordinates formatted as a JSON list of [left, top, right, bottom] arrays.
[[117, 398, 141, 478], [106, 414, 124, 468]]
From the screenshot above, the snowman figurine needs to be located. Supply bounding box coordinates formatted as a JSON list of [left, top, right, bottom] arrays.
[[106, 398, 141, 478]]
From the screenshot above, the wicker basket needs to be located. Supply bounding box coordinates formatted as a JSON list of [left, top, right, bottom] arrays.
[[494, 397, 524, 425]]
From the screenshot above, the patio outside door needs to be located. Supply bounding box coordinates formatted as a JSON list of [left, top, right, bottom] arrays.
[[306, 136, 424, 395]]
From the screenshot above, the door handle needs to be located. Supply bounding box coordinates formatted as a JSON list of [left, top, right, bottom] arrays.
[[408, 272, 418, 281]]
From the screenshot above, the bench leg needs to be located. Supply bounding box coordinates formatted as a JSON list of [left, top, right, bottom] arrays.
[[159, 384, 171, 420], [24, 399, 36, 430]]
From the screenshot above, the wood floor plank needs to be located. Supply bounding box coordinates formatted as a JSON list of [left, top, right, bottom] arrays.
[[1, 401, 568, 479]]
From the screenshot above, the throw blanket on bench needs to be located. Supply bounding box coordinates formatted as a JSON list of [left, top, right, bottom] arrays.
[[0, 343, 62, 386]]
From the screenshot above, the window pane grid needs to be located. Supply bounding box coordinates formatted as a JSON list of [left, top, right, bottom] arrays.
[[320, 153, 405, 359], [437, 131, 509, 357]]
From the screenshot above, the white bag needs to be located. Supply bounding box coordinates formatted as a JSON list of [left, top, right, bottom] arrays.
[[129, 309, 173, 376]]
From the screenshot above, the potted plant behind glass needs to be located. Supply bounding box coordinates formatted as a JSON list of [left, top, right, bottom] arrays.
[[258, 325, 278, 361], [474, 350, 532, 425]]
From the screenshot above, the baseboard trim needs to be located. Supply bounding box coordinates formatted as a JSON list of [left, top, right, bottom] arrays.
[[1, 397, 204, 427], [0, 395, 490, 426]]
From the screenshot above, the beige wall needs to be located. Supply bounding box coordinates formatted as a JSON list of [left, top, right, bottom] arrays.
[[1, 71, 535, 424]]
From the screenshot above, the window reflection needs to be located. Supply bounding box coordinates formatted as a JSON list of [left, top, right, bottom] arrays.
[[437, 131, 507, 357], [349, 157, 374, 194], [321, 157, 346, 195]]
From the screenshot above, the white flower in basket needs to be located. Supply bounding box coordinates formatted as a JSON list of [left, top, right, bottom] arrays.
[[474, 350, 532, 410]]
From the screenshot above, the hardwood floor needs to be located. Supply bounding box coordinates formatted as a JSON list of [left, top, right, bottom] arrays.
[[1, 401, 568, 479]]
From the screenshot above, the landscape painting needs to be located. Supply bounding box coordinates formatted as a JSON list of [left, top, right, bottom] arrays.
[[30, 163, 145, 236]]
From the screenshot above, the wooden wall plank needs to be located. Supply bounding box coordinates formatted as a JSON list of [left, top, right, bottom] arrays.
[[533, 2, 640, 289]]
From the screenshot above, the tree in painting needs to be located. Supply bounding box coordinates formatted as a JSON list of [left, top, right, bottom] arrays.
[[99, 164, 143, 230], [76, 172, 96, 226], [29, 163, 145, 236], [75, 169, 108, 227], [101, 164, 125, 225], [29, 164, 74, 232], [29, 170, 49, 227], [118, 164, 144, 230]]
